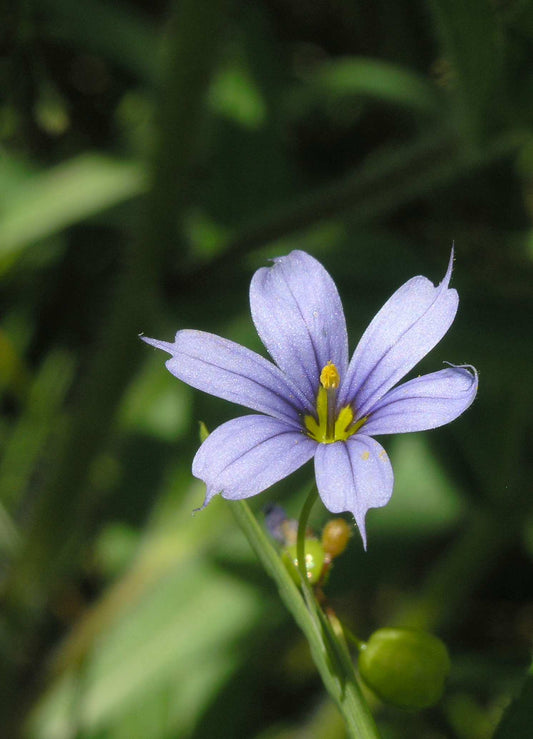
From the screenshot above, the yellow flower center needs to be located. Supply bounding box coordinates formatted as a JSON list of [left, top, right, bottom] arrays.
[[304, 362, 366, 443], [320, 361, 340, 389]]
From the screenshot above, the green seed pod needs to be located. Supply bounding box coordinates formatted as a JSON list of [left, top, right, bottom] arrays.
[[321, 518, 352, 558], [281, 539, 326, 585], [358, 628, 451, 709]]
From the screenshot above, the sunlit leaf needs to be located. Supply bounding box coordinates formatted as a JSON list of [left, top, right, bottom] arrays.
[[310, 57, 442, 117], [0, 155, 146, 273]]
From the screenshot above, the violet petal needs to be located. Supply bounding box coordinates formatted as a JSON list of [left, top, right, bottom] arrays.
[[193, 415, 317, 507], [250, 250, 348, 406], [339, 250, 458, 417], [142, 331, 309, 425], [314, 436, 394, 548], [363, 364, 478, 435]]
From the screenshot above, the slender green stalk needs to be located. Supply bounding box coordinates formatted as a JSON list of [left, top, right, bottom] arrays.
[[343, 625, 366, 652], [230, 499, 381, 739], [296, 488, 322, 617], [295, 489, 350, 681], [295, 489, 376, 706]]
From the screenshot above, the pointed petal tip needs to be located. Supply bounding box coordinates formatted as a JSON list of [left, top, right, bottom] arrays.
[[140, 334, 176, 354], [356, 517, 368, 551], [315, 438, 392, 553], [440, 245, 455, 289], [192, 485, 218, 515], [339, 247, 460, 414]]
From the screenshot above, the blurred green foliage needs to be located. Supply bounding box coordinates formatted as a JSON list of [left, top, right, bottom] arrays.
[[1, 0, 533, 737]]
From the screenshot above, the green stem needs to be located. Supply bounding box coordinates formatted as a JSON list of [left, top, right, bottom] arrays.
[[296, 489, 328, 645], [230, 498, 380, 739], [296, 487, 319, 590], [343, 625, 366, 653]]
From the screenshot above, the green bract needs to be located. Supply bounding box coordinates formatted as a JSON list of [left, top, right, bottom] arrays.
[[358, 628, 451, 709]]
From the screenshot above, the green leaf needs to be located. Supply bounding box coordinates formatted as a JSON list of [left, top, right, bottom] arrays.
[[0, 155, 146, 273], [28, 561, 263, 739], [493, 665, 533, 738], [26, 494, 261, 739], [311, 57, 442, 117], [209, 58, 267, 129]]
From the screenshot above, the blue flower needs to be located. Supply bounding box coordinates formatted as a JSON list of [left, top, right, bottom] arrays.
[[143, 250, 477, 547]]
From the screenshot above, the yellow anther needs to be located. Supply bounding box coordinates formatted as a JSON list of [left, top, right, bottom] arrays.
[[320, 361, 340, 390], [304, 360, 367, 444]]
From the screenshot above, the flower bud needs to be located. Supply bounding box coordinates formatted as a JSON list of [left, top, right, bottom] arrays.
[[358, 628, 451, 709], [264, 504, 289, 544], [321, 518, 352, 558], [281, 539, 326, 585]]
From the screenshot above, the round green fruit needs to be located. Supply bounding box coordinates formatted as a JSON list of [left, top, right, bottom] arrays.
[[281, 540, 325, 585], [358, 628, 451, 709]]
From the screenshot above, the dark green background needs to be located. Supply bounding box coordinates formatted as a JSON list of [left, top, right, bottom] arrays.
[[1, 1, 532, 737]]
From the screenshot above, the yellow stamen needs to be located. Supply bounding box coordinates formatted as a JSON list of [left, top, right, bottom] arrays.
[[304, 361, 368, 443], [320, 361, 340, 389], [319, 362, 338, 440]]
